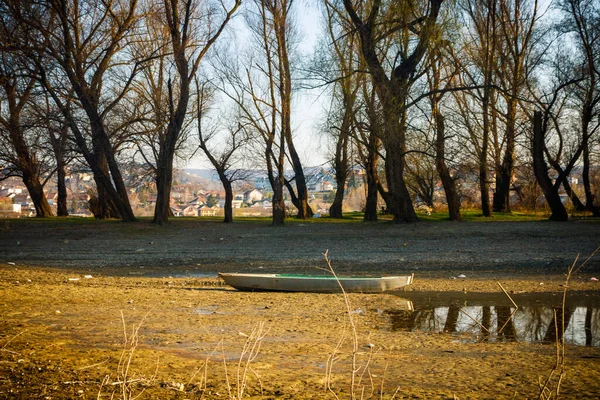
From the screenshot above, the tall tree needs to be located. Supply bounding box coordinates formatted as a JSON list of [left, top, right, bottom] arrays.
[[342, 0, 444, 223], [151, 0, 240, 225], [428, 40, 462, 220], [196, 81, 249, 223], [25, 0, 141, 221], [532, 110, 569, 221], [0, 7, 53, 217], [492, 0, 539, 213], [0, 63, 53, 217], [321, 0, 361, 218], [270, 0, 313, 219], [461, 0, 500, 217], [556, 0, 600, 216]]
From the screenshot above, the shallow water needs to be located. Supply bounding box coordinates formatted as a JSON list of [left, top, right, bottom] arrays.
[[387, 291, 600, 347]]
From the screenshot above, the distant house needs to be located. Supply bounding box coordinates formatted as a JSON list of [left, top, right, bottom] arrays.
[[171, 205, 185, 217], [198, 205, 219, 217], [232, 194, 244, 208], [46, 192, 58, 205], [182, 205, 199, 217], [244, 189, 263, 204], [188, 196, 205, 206], [251, 200, 272, 209], [12, 193, 30, 207]]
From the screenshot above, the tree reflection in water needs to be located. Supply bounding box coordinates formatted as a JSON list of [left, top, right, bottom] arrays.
[[387, 300, 600, 347]]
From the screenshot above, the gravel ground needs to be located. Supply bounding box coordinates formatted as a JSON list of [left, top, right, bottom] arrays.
[[1, 218, 598, 276]]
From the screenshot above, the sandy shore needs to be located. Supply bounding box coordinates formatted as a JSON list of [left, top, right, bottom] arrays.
[[1, 219, 599, 398]]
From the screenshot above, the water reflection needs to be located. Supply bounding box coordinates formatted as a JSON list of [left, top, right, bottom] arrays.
[[387, 292, 600, 347]]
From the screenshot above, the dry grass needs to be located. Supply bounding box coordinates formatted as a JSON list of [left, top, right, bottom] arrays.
[[537, 245, 600, 400], [322, 250, 400, 400]]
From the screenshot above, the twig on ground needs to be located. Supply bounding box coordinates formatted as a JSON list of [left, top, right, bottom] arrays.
[[1, 329, 28, 356]]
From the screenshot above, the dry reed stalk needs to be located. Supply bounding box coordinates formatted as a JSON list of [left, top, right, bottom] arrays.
[[537, 245, 599, 400], [235, 321, 268, 399], [322, 250, 399, 400], [97, 311, 157, 400], [221, 322, 268, 400], [187, 343, 221, 398], [497, 282, 519, 335]]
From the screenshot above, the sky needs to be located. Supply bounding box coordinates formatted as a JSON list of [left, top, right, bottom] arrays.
[[186, 1, 329, 170]]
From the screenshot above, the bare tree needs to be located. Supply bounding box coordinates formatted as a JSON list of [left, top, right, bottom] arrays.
[[320, 0, 361, 218], [492, 0, 540, 213], [342, 0, 445, 223], [0, 8, 53, 217], [428, 41, 462, 220], [148, 0, 241, 225], [195, 81, 250, 223], [532, 110, 569, 221], [555, 0, 600, 216], [21, 0, 142, 221], [216, 0, 309, 225]]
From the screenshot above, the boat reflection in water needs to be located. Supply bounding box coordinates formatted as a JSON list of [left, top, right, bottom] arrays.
[[387, 292, 600, 347]]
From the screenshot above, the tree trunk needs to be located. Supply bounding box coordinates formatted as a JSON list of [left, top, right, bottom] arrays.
[[329, 104, 351, 219], [582, 139, 600, 216], [480, 105, 492, 217], [363, 133, 380, 221], [329, 151, 348, 218], [10, 130, 53, 217], [561, 176, 586, 211], [89, 154, 121, 219], [212, 167, 235, 223], [23, 171, 53, 217], [5, 100, 53, 217], [83, 118, 134, 221], [87, 129, 130, 220], [434, 113, 461, 221], [153, 153, 174, 225], [382, 129, 418, 223], [55, 154, 69, 217], [223, 178, 233, 223], [532, 111, 568, 221], [272, 178, 285, 226]]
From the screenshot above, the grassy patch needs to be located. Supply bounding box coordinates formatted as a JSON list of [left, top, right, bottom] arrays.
[[418, 209, 550, 222]]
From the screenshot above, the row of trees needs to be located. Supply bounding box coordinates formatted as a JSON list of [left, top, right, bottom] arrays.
[[317, 0, 599, 222], [0, 0, 598, 224]]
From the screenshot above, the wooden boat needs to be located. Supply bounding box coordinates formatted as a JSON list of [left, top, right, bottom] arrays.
[[218, 273, 414, 293]]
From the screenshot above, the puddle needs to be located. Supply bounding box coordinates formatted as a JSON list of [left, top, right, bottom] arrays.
[[387, 291, 600, 347]]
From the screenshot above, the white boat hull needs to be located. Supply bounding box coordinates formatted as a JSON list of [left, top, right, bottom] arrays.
[[218, 273, 414, 293]]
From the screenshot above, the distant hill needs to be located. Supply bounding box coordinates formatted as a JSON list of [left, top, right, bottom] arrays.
[[175, 169, 220, 189], [182, 169, 219, 181]]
